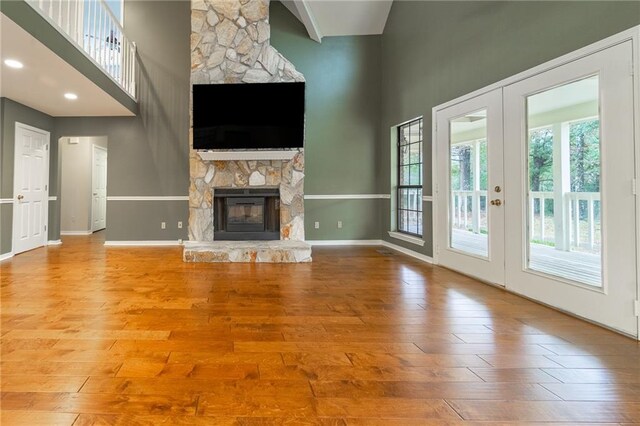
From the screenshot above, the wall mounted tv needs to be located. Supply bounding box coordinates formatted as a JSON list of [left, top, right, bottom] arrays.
[[193, 82, 305, 150]]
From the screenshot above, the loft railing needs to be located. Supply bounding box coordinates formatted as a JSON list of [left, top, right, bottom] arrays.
[[26, 0, 137, 99]]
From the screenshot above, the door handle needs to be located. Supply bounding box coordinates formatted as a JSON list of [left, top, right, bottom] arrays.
[[93, 193, 98, 196], [17, 194, 24, 201], [490, 199, 502, 206]]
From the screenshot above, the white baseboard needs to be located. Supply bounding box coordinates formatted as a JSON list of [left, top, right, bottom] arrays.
[[381, 240, 434, 264], [61, 231, 92, 235], [307, 239, 433, 264], [48, 240, 62, 245], [104, 240, 183, 246], [308, 239, 383, 246], [0, 252, 14, 262]]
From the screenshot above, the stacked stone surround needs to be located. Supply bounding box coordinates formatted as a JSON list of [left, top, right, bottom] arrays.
[[188, 154, 305, 242], [187, 0, 308, 262], [190, 0, 304, 85]]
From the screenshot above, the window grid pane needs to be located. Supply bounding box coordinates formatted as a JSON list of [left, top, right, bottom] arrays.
[[398, 118, 423, 237]]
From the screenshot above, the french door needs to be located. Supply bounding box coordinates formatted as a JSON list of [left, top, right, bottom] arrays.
[[504, 41, 637, 335], [435, 89, 505, 286], [436, 41, 638, 336]]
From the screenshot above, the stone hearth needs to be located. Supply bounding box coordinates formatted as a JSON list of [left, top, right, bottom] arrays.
[[186, 0, 310, 263], [183, 240, 311, 263]]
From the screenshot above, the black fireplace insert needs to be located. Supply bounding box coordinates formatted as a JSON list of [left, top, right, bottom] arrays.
[[213, 188, 280, 241]]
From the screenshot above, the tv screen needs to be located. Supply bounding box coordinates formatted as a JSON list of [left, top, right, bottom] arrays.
[[193, 82, 305, 150]]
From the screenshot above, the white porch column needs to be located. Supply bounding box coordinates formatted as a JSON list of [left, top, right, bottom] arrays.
[[552, 122, 571, 251], [471, 140, 480, 234]]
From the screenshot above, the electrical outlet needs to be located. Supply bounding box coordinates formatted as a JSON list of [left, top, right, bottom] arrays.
[[337, 221, 343, 229], [178, 221, 183, 229], [161, 222, 166, 229], [314, 221, 320, 229]]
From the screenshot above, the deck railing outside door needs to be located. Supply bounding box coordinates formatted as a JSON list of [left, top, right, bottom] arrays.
[[530, 191, 600, 251], [452, 190, 488, 234]]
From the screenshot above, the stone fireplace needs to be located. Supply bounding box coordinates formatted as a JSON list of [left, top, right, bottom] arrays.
[[184, 0, 311, 263]]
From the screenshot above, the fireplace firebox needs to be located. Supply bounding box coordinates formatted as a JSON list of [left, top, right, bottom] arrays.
[[213, 188, 280, 241]]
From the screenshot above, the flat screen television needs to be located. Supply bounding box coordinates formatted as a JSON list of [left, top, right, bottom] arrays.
[[193, 82, 305, 150]]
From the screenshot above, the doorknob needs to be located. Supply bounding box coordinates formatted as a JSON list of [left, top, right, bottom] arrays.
[[494, 186, 502, 193], [17, 194, 24, 201], [490, 199, 502, 206]]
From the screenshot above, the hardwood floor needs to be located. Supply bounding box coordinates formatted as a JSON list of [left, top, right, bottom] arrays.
[[1, 232, 639, 425]]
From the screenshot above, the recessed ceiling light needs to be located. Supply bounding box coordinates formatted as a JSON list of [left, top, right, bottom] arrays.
[[64, 93, 78, 100], [4, 59, 24, 69]]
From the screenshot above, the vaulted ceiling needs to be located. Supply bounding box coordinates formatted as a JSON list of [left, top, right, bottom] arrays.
[[280, 0, 393, 42]]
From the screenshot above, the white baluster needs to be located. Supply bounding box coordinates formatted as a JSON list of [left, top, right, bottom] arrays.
[[588, 195, 595, 250], [573, 198, 580, 248], [540, 195, 545, 242]]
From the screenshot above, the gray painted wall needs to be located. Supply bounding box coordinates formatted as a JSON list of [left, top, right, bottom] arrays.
[[270, 2, 383, 240], [1, 1, 190, 248], [0, 98, 55, 254], [53, 0, 191, 242], [379, 1, 640, 257]]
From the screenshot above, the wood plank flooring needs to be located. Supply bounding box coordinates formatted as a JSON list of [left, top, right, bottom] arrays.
[[1, 232, 639, 424]]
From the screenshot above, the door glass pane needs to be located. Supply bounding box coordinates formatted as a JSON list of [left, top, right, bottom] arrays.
[[526, 75, 602, 287], [449, 109, 488, 257]]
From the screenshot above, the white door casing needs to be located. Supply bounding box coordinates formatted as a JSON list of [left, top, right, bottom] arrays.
[[12, 123, 50, 254], [91, 145, 107, 232]]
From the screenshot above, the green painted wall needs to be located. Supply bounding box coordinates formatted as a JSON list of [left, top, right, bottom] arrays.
[[379, 1, 640, 256], [270, 2, 383, 240], [0, 98, 55, 254], [304, 199, 382, 241]]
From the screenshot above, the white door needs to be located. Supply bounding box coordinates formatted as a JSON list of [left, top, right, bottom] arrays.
[[13, 123, 50, 254], [504, 41, 637, 336], [91, 145, 107, 232], [435, 89, 505, 285]]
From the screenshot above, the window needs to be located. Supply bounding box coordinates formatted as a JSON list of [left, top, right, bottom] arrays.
[[397, 118, 423, 236]]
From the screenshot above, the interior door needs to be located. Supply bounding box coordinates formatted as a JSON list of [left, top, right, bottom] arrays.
[[13, 124, 49, 254], [92, 145, 107, 232], [435, 89, 505, 285], [504, 41, 637, 336]]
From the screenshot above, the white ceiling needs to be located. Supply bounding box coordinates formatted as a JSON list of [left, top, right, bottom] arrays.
[[0, 13, 134, 117], [281, 0, 393, 42]]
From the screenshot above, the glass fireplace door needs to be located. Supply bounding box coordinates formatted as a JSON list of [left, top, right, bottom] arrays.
[[226, 198, 265, 232]]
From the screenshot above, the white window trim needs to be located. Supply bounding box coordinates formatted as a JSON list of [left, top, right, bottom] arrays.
[[388, 231, 425, 246]]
